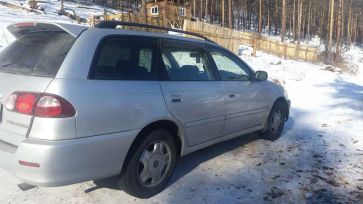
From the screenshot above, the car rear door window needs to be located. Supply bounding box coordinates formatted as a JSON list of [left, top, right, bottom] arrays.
[[91, 37, 158, 80], [0, 32, 75, 77], [209, 47, 251, 81], [161, 40, 215, 81]]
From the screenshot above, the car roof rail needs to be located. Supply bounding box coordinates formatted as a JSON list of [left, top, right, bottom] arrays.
[[95, 21, 215, 43]]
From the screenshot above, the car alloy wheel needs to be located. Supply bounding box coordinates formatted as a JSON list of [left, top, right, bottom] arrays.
[[137, 141, 172, 187]]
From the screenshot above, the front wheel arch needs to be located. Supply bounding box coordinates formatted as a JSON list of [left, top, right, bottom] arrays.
[[273, 97, 289, 121], [262, 97, 289, 133]]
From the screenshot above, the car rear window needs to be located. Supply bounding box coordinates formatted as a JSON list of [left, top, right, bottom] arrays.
[[0, 32, 75, 77]]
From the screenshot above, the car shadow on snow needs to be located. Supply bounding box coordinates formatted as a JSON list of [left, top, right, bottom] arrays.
[[87, 132, 270, 193], [88, 117, 294, 193], [169, 117, 295, 187], [160, 108, 361, 203], [88, 106, 360, 203]]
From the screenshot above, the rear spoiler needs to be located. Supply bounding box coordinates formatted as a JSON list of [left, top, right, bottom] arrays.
[[7, 22, 87, 38]]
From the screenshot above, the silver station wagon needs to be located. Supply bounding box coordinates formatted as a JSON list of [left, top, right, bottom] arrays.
[[0, 21, 290, 198]]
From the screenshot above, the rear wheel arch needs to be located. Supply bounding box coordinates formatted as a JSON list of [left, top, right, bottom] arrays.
[[120, 120, 182, 176]]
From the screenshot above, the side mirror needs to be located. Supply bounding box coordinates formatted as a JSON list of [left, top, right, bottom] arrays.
[[255, 71, 268, 81]]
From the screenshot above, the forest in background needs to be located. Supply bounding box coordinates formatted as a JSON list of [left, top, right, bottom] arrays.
[[49, 0, 363, 63]]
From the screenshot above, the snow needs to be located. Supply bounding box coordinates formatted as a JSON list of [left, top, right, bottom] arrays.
[[264, 34, 325, 51], [1, 1, 363, 203], [0, 0, 120, 50]]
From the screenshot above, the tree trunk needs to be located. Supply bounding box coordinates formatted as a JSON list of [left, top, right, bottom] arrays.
[[267, 0, 270, 35], [335, 0, 342, 60], [205, 0, 208, 20], [347, 0, 352, 45], [281, 0, 286, 42], [258, 0, 262, 35], [302, 0, 306, 38], [200, 0, 203, 20], [293, 0, 296, 41], [221, 0, 225, 27], [228, 0, 232, 28], [307, 0, 311, 39], [297, 0, 304, 43], [244, 0, 248, 30], [274, 0, 278, 35], [327, 0, 335, 63], [193, 0, 196, 17], [341, 0, 344, 42], [320, 0, 325, 39], [210, 0, 214, 23]]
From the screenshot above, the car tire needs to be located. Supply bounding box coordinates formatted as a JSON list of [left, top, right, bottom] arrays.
[[260, 101, 286, 141], [120, 129, 177, 198]]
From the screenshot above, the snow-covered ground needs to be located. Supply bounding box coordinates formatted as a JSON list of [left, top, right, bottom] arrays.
[[0, 0, 120, 50], [0, 2, 363, 203]]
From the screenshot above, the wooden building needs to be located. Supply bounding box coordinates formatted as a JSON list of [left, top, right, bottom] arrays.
[[145, 0, 192, 28]]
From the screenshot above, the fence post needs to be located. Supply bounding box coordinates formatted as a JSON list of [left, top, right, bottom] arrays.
[[284, 43, 287, 59], [295, 44, 300, 60], [92, 15, 96, 27], [252, 37, 257, 57], [103, 9, 107, 21]]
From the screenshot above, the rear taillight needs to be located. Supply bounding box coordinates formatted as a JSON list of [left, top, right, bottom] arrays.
[[5, 92, 75, 118], [15, 93, 37, 114]]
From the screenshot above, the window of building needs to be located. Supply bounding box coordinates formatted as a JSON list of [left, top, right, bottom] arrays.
[[179, 7, 185, 16], [151, 6, 158, 15]]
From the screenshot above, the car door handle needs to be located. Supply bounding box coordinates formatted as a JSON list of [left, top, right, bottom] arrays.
[[228, 94, 237, 98], [171, 95, 183, 103]]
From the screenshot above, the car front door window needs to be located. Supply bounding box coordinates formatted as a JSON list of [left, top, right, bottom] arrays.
[[209, 49, 251, 81]]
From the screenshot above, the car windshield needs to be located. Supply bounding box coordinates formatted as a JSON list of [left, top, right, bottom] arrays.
[[0, 31, 75, 77]]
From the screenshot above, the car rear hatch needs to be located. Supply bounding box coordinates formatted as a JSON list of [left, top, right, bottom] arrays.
[[0, 22, 85, 147]]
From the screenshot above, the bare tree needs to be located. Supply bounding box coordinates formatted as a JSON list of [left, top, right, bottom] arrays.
[[258, 0, 262, 35], [327, 0, 335, 63], [296, 0, 303, 43], [221, 0, 225, 27], [193, 0, 196, 17], [281, 0, 286, 41], [335, 0, 343, 59], [228, 0, 232, 28]]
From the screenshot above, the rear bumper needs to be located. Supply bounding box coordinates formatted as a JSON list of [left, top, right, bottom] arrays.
[[0, 130, 138, 187]]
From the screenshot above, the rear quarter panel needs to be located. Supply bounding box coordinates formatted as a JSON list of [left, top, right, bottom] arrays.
[[49, 29, 177, 138], [45, 79, 170, 138]]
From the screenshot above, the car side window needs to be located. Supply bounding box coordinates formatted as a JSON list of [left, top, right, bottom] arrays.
[[91, 37, 157, 80], [161, 41, 215, 81], [209, 47, 251, 81]]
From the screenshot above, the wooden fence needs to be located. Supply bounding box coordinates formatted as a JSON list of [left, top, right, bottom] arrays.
[[183, 20, 320, 62], [89, 13, 319, 62]]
